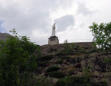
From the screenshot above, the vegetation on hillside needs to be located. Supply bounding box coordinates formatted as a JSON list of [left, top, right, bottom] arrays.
[[90, 22, 111, 51]]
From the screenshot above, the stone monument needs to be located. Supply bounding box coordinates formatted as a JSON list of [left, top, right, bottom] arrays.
[[48, 23, 59, 45]]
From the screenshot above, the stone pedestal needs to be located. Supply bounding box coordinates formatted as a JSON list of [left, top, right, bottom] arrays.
[[48, 36, 59, 45]]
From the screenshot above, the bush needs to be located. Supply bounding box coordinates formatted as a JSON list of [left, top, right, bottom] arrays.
[[55, 76, 90, 86], [63, 43, 75, 54], [55, 58, 63, 64], [37, 55, 53, 62], [103, 58, 111, 63], [48, 71, 65, 78], [46, 65, 60, 72], [36, 76, 54, 86], [55, 76, 108, 86]]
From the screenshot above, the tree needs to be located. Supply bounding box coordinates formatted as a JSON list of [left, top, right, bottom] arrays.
[[0, 29, 40, 86], [90, 22, 111, 51]]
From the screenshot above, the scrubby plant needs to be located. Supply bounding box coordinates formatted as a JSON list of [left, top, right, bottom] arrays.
[[55, 58, 63, 64], [63, 43, 75, 54], [0, 29, 40, 86], [103, 58, 111, 64], [55, 76, 90, 86], [103, 57, 111, 72], [55, 76, 108, 86], [36, 76, 54, 86], [46, 65, 60, 72], [48, 71, 65, 78]]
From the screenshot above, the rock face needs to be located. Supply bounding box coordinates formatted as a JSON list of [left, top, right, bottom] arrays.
[[48, 36, 59, 45], [0, 33, 10, 41]]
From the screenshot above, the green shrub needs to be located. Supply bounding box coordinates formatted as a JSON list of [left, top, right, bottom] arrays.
[[36, 76, 54, 86], [55, 76, 90, 86], [46, 65, 60, 72], [55, 79, 65, 86], [63, 43, 75, 54], [55, 58, 63, 64], [103, 58, 111, 63], [37, 55, 53, 61], [48, 71, 65, 78], [55, 76, 108, 86]]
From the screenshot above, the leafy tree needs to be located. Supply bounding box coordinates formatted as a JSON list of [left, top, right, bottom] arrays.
[[0, 29, 40, 86], [90, 22, 111, 51]]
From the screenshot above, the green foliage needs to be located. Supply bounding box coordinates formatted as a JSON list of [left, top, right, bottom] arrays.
[[55, 76, 108, 86], [90, 22, 111, 51], [55, 76, 91, 86], [46, 65, 64, 78], [46, 65, 60, 72], [63, 43, 75, 54], [56, 58, 63, 64], [83, 67, 91, 79], [103, 58, 111, 63], [37, 55, 53, 67], [37, 55, 53, 62], [48, 71, 65, 78], [36, 76, 54, 86], [0, 29, 40, 86]]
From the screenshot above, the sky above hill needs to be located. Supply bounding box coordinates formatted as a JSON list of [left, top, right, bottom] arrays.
[[0, 0, 111, 45]]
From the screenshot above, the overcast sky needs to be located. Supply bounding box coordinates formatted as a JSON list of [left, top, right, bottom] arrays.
[[0, 0, 111, 45]]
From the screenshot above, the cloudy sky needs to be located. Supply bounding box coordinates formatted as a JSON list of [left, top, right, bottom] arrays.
[[0, 0, 111, 45]]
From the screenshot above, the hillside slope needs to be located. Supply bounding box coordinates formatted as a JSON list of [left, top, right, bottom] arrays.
[[34, 43, 111, 86]]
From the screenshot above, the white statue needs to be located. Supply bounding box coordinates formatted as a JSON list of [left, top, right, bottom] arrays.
[[52, 23, 56, 36], [48, 23, 59, 45]]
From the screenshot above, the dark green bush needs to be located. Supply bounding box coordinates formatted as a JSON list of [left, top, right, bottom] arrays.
[[36, 76, 54, 86], [62, 43, 75, 54], [37, 55, 53, 61], [103, 57, 111, 63], [48, 71, 65, 78], [91, 81, 108, 86], [37, 61, 49, 67], [55, 76, 108, 86], [46, 65, 60, 72], [55, 58, 63, 64], [55, 76, 90, 86]]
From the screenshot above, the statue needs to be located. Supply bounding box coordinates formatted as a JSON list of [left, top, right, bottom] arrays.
[[52, 23, 56, 36], [48, 23, 59, 45]]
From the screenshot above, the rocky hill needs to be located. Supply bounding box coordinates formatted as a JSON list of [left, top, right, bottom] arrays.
[[34, 42, 111, 86]]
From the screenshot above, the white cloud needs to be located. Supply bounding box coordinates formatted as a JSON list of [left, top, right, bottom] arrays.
[[55, 15, 74, 32]]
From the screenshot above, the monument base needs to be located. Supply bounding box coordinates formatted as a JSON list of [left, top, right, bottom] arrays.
[[48, 36, 59, 45]]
